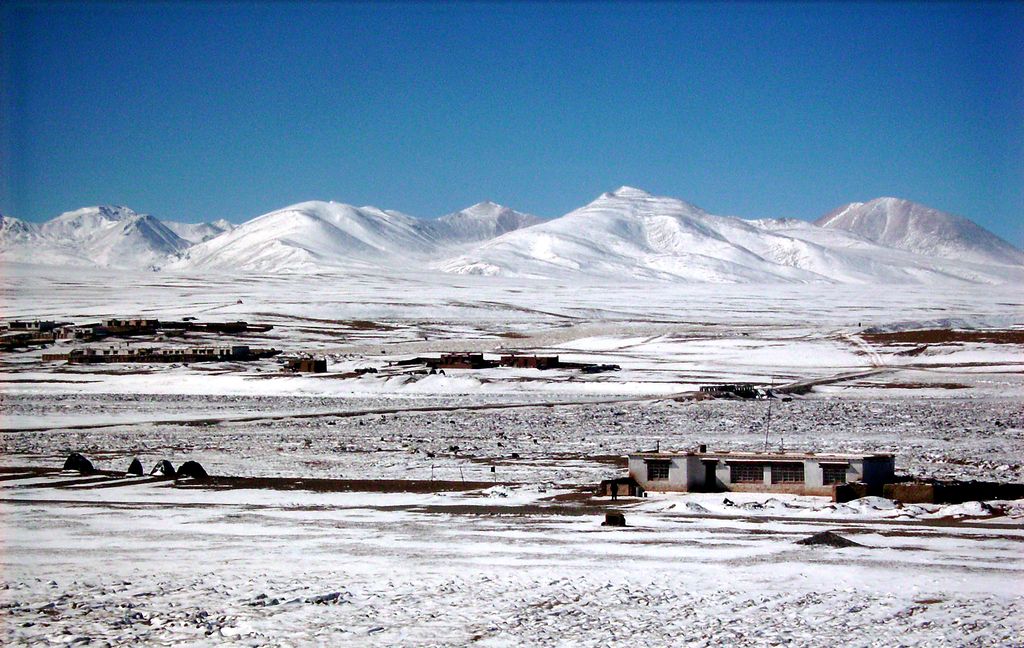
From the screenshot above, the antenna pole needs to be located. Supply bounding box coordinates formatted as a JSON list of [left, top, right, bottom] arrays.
[[763, 376, 775, 452]]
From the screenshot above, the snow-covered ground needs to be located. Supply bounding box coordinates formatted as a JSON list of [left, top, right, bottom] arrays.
[[2, 477, 1022, 646], [1, 267, 1022, 645]]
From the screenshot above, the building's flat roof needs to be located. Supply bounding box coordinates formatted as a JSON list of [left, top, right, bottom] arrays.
[[629, 451, 893, 461]]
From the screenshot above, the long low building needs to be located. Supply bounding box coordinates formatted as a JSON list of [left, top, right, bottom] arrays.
[[628, 448, 895, 496], [42, 345, 281, 364]]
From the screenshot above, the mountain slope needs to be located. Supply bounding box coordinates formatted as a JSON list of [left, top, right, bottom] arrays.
[[169, 201, 440, 272], [0, 214, 43, 246], [170, 200, 542, 272], [435, 188, 1021, 284], [164, 218, 235, 244], [419, 202, 542, 246], [816, 198, 1024, 266], [42, 206, 189, 268], [1, 206, 189, 268]]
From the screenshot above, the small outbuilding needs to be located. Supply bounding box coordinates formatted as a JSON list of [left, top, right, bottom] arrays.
[[285, 358, 328, 373], [598, 476, 642, 498]]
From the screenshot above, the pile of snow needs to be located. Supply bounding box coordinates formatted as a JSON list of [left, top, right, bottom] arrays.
[[636, 493, 1020, 523]]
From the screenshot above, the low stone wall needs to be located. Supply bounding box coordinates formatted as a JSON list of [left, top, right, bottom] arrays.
[[865, 480, 1024, 504]]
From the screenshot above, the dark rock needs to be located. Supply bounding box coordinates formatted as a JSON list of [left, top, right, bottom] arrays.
[[126, 458, 144, 476], [62, 453, 94, 474], [150, 460, 176, 477], [176, 461, 208, 480], [305, 591, 342, 604], [796, 530, 863, 548], [602, 511, 626, 527]]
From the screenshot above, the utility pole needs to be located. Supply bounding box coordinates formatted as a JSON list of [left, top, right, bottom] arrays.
[[763, 375, 775, 452]]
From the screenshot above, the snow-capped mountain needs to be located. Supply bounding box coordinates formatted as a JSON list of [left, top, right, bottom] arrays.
[[169, 200, 542, 272], [419, 202, 542, 246], [817, 197, 1024, 266], [0, 214, 43, 245], [435, 187, 1022, 284], [164, 218, 235, 245], [3, 190, 1020, 284], [168, 201, 441, 272], [1, 206, 189, 268]]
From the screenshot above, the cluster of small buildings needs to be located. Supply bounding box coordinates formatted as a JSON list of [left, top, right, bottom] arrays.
[[1, 320, 69, 350], [2, 318, 274, 351]]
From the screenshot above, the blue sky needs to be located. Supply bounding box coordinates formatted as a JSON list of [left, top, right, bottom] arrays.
[[2, 2, 1022, 244]]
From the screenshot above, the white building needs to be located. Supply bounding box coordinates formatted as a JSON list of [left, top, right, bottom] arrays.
[[628, 448, 895, 496]]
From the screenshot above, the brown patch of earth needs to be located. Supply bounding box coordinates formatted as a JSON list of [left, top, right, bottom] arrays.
[[862, 329, 1024, 345], [876, 382, 970, 390]]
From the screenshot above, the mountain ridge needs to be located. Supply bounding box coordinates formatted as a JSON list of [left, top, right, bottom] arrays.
[[164, 218, 235, 245], [2, 191, 1020, 284]]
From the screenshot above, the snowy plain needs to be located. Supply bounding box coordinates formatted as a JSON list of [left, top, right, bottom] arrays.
[[1, 263, 1023, 646]]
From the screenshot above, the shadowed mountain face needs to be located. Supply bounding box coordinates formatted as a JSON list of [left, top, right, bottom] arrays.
[[164, 219, 235, 245], [0, 214, 43, 245], [2, 191, 1021, 285], [419, 202, 542, 246]]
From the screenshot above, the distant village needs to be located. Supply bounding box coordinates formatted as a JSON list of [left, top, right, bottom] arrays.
[[1, 318, 621, 376], [1, 317, 286, 366], [1, 318, 272, 349]]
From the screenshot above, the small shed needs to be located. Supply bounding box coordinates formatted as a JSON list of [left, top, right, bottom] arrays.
[[286, 357, 328, 373], [598, 476, 642, 498]]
